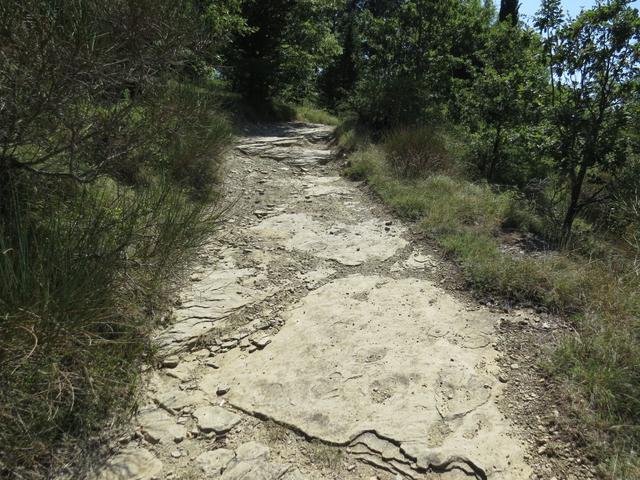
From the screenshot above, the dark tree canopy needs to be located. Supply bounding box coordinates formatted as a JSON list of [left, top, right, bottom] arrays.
[[499, 0, 520, 24]]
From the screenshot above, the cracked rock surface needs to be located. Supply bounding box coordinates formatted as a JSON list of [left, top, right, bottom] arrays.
[[92, 123, 543, 480]]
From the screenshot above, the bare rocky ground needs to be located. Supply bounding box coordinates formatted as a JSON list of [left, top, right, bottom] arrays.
[[91, 123, 597, 480]]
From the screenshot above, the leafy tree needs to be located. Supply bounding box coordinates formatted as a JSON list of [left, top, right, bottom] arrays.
[[319, 0, 361, 109], [349, 0, 493, 128], [225, 0, 340, 106], [498, 0, 519, 25], [276, 0, 342, 103], [0, 0, 224, 183], [471, 23, 546, 182], [534, 0, 564, 105], [541, 0, 640, 243], [224, 0, 296, 105]]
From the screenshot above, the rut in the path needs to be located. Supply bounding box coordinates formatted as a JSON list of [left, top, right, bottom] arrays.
[[93, 123, 534, 480]]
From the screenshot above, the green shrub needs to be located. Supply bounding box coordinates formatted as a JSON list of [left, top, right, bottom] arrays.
[[335, 114, 369, 151], [419, 176, 512, 234], [502, 195, 546, 235], [345, 146, 511, 231], [294, 105, 340, 125], [343, 146, 385, 181], [0, 174, 220, 475], [154, 82, 234, 199], [383, 126, 458, 178], [0, 81, 231, 476]]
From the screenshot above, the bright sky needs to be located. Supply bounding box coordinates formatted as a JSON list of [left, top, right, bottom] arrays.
[[519, 0, 640, 21]]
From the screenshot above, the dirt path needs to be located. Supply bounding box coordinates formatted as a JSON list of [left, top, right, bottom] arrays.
[[95, 123, 543, 480]]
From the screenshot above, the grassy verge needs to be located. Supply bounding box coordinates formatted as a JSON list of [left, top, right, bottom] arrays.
[[210, 90, 340, 127], [293, 105, 340, 125], [344, 141, 640, 479], [0, 81, 232, 477]]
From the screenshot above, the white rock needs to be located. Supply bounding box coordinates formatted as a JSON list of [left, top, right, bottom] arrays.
[[162, 356, 179, 368], [252, 336, 272, 350], [235, 441, 270, 462], [193, 349, 211, 358], [193, 406, 241, 434], [165, 362, 196, 382], [154, 390, 206, 413], [196, 448, 235, 474], [137, 409, 186, 445], [221, 460, 289, 480], [96, 448, 162, 480]]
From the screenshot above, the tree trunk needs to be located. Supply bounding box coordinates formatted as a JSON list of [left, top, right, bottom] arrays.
[[561, 200, 579, 247], [487, 123, 502, 181], [499, 0, 519, 25], [560, 163, 588, 247]]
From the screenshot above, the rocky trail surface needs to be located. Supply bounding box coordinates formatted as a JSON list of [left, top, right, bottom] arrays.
[[92, 123, 585, 480]]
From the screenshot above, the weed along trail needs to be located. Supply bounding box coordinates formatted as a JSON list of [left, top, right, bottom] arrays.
[[96, 124, 536, 480]]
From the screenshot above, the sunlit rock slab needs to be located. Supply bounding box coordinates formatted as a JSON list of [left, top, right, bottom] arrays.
[[155, 267, 279, 354], [250, 213, 408, 266], [206, 275, 532, 479]]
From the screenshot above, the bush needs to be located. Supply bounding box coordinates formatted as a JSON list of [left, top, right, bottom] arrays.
[[345, 146, 510, 231], [334, 114, 369, 151], [294, 105, 340, 125], [0, 80, 231, 476], [154, 82, 234, 199], [419, 176, 512, 234], [383, 126, 458, 178]]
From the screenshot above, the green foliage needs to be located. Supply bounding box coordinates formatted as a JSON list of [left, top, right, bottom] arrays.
[[498, 0, 520, 25], [224, 0, 341, 105], [0, 82, 232, 476], [345, 0, 493, 128], [538, 0, 640, 243], [468, 23, 547, 183], [152, 82, 233, 198], [335, 115, 370, 151], [344, 145, 511, 230], [0, 1, 236, 476], [294, 105, 341, 125], [382, 126, 463, 177], [0, 173, 222, 475]]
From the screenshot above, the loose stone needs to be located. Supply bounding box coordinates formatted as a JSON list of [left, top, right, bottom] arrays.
[[162, 356, 179, 369], [236, 441, 270, 462], [193, 406, 241, 434], [195, 448, 235, 474], [193, 349, 210, 359], [252, 336, 272, 350], [217, 384, 231, 396], [96, 448, 162, 480]]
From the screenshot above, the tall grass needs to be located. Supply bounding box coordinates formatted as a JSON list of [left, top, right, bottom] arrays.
[[0, 82, 232, 477], [383, 126, 459, 177], [344, 130, 640, 478], [293, 105, 340, 125]]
